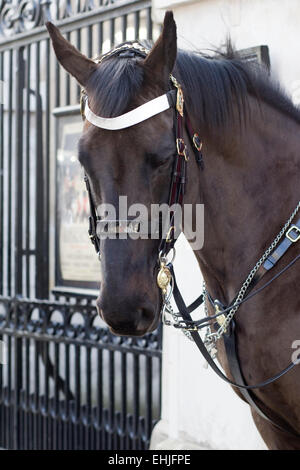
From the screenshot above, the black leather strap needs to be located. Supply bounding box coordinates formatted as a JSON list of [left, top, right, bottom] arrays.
[[171, 270, 300, 436], [182, 293, 204, 314], [170, 266, 298, 390], [170, 222, 300, 437], [201, 217, 300, 325], [84, 174, 101, 256], [223, 320, 300, 437], [263, 217, 300, 270], [185, 114, 204, 169], [166, 89, 177, 108], [171, 253, 300, 331]]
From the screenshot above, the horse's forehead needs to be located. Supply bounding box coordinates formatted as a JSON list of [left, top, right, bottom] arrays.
[[82, 108, 174, 156]]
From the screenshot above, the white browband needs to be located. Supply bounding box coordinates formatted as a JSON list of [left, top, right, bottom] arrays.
[[84, 93, 173, 130]]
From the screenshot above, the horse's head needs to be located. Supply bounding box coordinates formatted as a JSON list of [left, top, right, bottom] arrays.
[[47, 12, 200, 336]]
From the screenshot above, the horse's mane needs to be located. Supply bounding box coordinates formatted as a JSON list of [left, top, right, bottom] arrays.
[[86, 41, 300, 129]]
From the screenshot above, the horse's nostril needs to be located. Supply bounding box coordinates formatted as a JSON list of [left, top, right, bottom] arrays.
[[135, 308, 154, 331], [97, 303, 156, 336]]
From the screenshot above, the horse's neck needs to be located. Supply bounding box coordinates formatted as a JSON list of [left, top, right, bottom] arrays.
[[194, 100, 300, 303]]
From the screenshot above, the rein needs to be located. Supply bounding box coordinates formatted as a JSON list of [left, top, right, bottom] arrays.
[[80, 42, 300, 437]]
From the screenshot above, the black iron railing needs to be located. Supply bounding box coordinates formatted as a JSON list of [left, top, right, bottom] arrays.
[[0, 296, 162, 449], [0, 0, 161, 450]]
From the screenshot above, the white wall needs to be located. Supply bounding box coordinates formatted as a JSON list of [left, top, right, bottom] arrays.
[[150, 0, 300, 450], [153, 0, 300, 104]]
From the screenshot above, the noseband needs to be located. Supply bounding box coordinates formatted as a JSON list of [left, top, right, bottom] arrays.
[[80, 42, 300, 437]]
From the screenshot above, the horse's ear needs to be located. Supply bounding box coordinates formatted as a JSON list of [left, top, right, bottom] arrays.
[[143, 11, 177, 86], [46, 22, 97, 87]]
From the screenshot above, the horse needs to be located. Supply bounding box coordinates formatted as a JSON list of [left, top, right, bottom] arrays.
[[47, 11, 300, 450]]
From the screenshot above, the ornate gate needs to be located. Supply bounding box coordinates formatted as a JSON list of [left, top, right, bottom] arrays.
[[0, 0, 162, 450]]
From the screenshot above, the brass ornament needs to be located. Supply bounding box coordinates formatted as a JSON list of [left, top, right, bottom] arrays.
[[170, 74, 184, 117], [157, 263, 172, 295], [216, 313, 227, 328], [215, 303, 227, 331], [176, 86, 184, 117]]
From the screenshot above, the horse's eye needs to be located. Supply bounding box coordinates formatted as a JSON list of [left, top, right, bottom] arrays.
[[147, 152, 172, 168]]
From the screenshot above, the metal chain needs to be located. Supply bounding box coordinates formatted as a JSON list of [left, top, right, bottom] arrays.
[[206, 200, 300, 343], [159, 249, 194, 340], [162, 298, 193, 341], [203, 281, 218, 360], [161, 201, 300, 352]]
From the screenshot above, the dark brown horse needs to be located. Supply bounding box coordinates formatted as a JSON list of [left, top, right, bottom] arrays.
[[47, 12, 300, 450]]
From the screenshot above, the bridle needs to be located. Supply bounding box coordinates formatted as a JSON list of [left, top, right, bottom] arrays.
[[80, 42, 203, 263], [80, 42, 300, 436]]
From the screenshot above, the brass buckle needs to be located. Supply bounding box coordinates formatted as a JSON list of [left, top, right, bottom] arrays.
[[183, 325, 198, 332], [214, 301, 227, 332], [286, 225, 300, 243], [193, 133, 202, 151], [176, 138, 189, 161]]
